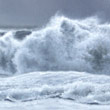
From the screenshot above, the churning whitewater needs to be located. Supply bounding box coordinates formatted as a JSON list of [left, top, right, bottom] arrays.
[[0, 16, 110, 110], [0, 15, 110, 75], [0, 71, 110, 105]]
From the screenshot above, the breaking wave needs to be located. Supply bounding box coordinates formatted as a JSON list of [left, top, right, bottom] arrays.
[[0, 15, 110, 75]]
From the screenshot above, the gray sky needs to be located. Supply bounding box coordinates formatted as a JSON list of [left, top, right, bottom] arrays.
[[0, 0, 110, 27]]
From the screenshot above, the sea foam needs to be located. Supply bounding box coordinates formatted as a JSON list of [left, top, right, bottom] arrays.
[[0, 16, 110, 74]]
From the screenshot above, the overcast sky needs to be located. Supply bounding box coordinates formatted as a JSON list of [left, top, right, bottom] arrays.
[[0, 0, 110, 27]]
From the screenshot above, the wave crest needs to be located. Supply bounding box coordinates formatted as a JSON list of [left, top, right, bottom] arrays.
[[0, 16, 110, 74]]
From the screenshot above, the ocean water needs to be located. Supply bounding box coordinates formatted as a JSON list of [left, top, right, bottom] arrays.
[[0, 15, 110, 110]]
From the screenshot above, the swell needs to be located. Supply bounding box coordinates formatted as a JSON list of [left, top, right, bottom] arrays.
[[0, 15, 110, 75]]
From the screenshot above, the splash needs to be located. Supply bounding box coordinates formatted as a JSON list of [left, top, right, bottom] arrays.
[[0, 16, 110, 75]]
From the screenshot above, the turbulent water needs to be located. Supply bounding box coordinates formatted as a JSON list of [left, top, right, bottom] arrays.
[[0, 15, 110, 110]]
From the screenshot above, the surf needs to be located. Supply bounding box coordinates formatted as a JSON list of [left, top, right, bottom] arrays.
[[0, 15, 110, 75]]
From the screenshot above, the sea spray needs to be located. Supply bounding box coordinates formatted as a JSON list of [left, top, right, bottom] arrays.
[[0, 16, 110, 74]]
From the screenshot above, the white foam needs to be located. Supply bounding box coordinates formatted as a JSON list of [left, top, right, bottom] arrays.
[[0, 71, 110, 105], [0, 16, 110, 74]]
